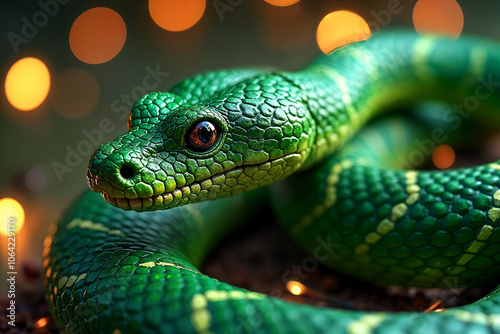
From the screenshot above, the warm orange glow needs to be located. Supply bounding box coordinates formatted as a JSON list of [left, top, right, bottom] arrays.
[[0, 198, 25, 235], [50, 68, 100, 119], [5, 57, 50, 111], [432, 144, 455, 169], [316, 10, 371, 55], [149, 0, 205, 32], [264, 0, 300, 6], [34, 317, 49, 328], [433, 308, 446, 313], [70, 7, 127, 64], [286, 281, 305, 295], [413, 0, 464, 39], [424, 299, 442, 313]]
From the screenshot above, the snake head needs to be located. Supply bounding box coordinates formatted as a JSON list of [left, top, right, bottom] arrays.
[[87, 74, 315, 211]]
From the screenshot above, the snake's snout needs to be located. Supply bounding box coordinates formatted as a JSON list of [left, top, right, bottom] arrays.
[[87, 148, 143, 193], [86, 144, 168, 210]]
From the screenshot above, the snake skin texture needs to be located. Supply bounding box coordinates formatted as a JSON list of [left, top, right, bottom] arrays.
[[44, 30, 500, 333]]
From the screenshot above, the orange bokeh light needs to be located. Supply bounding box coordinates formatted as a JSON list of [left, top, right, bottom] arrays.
[[34, 317, 49, 329], [70, 7, 127, 64], [432, 144, 455, 169], [413, 0, 464, 39], [50, 68, 100, 119], [264, 0, 301, 6], [149, 0, 205, 32], [5, 57, 50, 111], [316, 10, 371, 55]]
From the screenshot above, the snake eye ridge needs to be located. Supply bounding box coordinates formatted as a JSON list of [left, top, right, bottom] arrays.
[[186, 120, 219, 152]]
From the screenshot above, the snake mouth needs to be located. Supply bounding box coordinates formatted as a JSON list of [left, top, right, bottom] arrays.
[[89, 152, 304, 211], [91, 167, 245, 211]]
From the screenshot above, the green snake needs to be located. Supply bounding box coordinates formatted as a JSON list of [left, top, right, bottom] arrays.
[[44, 30, 500, 333]]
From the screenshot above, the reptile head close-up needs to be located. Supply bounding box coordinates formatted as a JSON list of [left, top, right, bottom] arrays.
[[87, 74, 316, 211]]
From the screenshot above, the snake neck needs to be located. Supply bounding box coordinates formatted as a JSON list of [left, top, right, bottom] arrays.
[[293, 30, 500, 170]]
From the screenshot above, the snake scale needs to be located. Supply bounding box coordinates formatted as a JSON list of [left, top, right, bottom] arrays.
[[44, 30, 500, 333]]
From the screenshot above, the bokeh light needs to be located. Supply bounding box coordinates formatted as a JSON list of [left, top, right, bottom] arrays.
[[25, 164, 50, 192], [70, 7, 127, 64], [5, 57, 50, 111], [413, 0, 464, 39], [0, 198, 25, 235], [432, 144, 455, 169], [286, 281, 305, 295], [264, 0, 301, 6], [50, 68, 100, 119], [149, 0, 205, 32], [316, 10, 371, 55]]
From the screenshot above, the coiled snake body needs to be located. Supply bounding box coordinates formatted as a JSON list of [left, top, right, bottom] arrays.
[[45, 30, 500, 333]]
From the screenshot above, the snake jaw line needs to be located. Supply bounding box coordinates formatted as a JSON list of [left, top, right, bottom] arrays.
[[90, 153, 305, 211]]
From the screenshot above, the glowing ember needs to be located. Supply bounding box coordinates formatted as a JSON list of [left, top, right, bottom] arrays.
[[424, 299, 443, 313], [34, 317, 49, 328], [286, 280, 306, 296]]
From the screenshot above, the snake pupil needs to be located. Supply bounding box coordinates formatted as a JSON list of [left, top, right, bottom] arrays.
[[187, 120, 218, 151]]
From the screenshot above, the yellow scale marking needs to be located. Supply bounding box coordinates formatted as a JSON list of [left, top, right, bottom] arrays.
[[314, 66, 360, 130], [489, 163, 500, 170], [347, 313, 387, 334], [138, 261, 198, 273], [355, 171, 419, 255], [487, 164, 500, 221], [66, 218, 124, 236], [57, 273, 87, 289], [488, 189, 500, 223], [447, 224, 494, 275], [457, 47, 488, 95], [351, 46, 378, 82], [292, 159, 355, 233], [405, 171, 420, 205], [413, 36, 437, 80], [191, 290, 265, 334], [331, 71, 360, 129], [452, 310, 500, 328]]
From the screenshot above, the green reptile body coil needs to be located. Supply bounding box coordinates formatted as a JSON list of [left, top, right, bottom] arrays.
[[44, 30, 500, 333]]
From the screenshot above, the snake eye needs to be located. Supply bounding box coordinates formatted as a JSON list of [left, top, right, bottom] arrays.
[[186, 120, 219, 151]]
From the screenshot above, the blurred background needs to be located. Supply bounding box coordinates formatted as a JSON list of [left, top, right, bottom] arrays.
[[1, 0, 500, 322]]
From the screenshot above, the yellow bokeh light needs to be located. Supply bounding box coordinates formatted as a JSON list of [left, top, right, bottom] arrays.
[[264, 0, 300, 6], [413, 0, 464, 39], [5, 57, 50, 111], [286, 281, 305, 295], [70, 7, 127, 64], [316, 10, 371, 55], [0, 198, 25, 235], [149, 0, 205, 32], [432, 144, 455, 169]]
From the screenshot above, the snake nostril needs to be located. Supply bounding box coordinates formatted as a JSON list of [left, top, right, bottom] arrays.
[[120, 165, 135, 179]]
